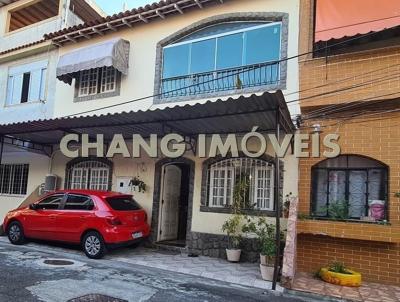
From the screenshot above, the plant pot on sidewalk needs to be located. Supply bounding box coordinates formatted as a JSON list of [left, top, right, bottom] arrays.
[[260, 264, 275, 281], [226, 248, 241, 262], [320, 267, 362, 287], [260, 254, 275, 266]]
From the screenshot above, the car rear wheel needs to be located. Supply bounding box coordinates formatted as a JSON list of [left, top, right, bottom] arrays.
[[7, 221, 26, 245], [82, 231, 107, 259]]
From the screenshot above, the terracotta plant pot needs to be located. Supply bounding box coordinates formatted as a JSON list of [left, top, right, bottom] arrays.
[[226, 249, 241, 262], [260, 254, 275, 266], [260, 264, 274, 281], [320, 267, 362, 287]]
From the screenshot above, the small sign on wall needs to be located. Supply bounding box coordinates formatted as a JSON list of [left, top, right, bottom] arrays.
[[116, 177, 132, 194]]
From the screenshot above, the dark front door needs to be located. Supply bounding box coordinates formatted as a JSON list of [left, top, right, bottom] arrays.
[[177, 164, 190, 241]]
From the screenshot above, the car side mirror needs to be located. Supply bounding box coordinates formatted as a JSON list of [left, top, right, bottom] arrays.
[[29, 204, 37, 210]]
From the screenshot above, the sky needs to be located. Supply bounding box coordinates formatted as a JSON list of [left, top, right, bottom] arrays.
[[95, 0, 155, 15]]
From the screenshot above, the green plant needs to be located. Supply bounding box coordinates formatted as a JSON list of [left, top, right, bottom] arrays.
[[313, 268, 322, 279], [242, 217, 283, 262], [232, 175, 252, 210], [328, 261, 352, 275], [129, 176, 147, 193], [325, 201, 349, 220], [395, 192, 400, 198], [235, 75, 243, 89], [297, 212, 310, 220], [222, 214, 242, 249]]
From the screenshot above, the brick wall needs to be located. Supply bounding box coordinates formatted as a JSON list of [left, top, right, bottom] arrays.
[[296, 115, 400, 285], [297, 235, 400, 285], [296, 0, 400, 285]]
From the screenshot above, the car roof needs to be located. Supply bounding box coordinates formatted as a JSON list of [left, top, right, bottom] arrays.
[[51, 190, 132, 199]]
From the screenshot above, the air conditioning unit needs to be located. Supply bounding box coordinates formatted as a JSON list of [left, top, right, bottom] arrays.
[[44, 174, 58, 192]]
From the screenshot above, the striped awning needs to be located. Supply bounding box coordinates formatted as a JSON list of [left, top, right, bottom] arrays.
[[56, 38, 130, 84]]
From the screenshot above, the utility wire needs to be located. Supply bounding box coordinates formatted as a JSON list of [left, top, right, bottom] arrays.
[[299, 91, 400, 123], [319, 107, 400, 128], [284, 62, 400, 99], [299, 73, 400, 119]]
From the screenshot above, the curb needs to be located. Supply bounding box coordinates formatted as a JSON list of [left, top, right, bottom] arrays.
[[284, 288, 355, 302]]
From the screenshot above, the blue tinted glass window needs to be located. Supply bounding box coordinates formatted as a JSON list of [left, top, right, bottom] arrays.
[[190, 39, 216, 74], [245, 24, 281, 65], [163, 44, 190, 78], [216, 33, 243, 69]]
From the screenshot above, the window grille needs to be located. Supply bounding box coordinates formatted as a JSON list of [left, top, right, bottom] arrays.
[[0, 164, 29, 195], [78, 67, 117, 97], [207, 158, 274, 210], [68, 161, 111, 191], [311, 155, 388, 220], [100, 66, 117, 93], [79, 69, 99, 96]]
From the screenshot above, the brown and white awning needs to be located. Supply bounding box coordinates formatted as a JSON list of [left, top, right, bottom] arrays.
[[56, 38, 130, 84]]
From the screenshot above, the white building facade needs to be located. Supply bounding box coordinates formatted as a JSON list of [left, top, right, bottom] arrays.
[[0, 0, 300, 260]]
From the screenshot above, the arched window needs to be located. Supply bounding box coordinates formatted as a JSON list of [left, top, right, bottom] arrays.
[[66, 159, 112, 191], [206, 158, 274, 210], [161, 21, 282, 97], [311, 155, 388, 220]]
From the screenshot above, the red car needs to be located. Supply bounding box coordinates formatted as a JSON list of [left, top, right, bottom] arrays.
[[3, 190, 150, 259]]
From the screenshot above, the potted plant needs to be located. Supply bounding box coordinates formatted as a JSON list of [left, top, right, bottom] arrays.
[[318, 261, 362, 287], [242, 217, 279, 281], [325, 201, 349, 220], [221, 214, 242, 262], [129, 176, 147, 193]]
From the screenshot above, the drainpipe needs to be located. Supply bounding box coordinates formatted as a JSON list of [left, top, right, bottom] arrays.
[[272, 113, 281, 290]]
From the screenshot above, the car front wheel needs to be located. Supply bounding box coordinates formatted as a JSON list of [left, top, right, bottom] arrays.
[[7, 221, 26, 245], [82, 231, 107, 259]]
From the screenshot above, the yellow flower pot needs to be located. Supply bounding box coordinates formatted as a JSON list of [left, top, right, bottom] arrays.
[[320, 268, 362, 287]]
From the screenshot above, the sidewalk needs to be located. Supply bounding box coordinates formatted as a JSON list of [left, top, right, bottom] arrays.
[[291, 272, 400, 302], [109, 246, 284, 291], [0, 237, 283, 292]]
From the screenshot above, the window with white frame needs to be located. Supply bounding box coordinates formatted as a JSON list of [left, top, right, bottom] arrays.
[[77, 66, 117, 97], [6, 60, 47, 106], [207, 158, 274, 210], [68, 160, 111, 191], [0, 164, 29, 195]]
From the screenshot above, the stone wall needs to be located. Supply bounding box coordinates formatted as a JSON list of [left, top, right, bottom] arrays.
[[187, 232, 260, 263]]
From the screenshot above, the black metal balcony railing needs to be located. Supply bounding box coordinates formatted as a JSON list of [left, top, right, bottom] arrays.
[[161, 61, 280, 98]]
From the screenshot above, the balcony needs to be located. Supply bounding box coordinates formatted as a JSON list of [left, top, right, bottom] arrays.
[[160, 61, 280, 99]]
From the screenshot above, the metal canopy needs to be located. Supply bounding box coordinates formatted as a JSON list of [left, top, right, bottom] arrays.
[[0, 90, 294, 291], [0, 91, 295, 146]]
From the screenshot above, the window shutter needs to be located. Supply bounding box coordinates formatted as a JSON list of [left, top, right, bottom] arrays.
[[6, 76, 14, 105], [40, 68, 47, 101], [29, 69, 41, 102], [8, 60, 48, 104], [11, 74, 23, 105]]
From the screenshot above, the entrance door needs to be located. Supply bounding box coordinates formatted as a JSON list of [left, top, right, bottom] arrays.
[[159, 164, 182, 241]]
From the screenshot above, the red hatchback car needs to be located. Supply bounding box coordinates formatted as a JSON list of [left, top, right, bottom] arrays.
[[3, 190, 150, 259]]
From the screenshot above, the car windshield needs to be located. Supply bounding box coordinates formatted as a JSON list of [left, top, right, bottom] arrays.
[[106, 196, 142, 211]]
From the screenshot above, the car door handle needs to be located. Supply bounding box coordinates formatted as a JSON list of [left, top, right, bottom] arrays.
[[49, 216, 56, 220], [80, 216, 86, 220]]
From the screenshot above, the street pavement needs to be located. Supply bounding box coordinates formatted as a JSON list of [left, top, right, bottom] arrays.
[[0, 238, 308, 302]]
